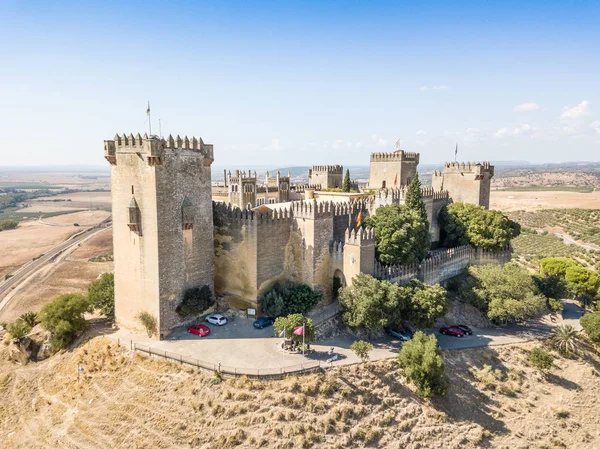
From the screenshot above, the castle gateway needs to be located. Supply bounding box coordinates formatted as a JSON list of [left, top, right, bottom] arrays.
[[105, 134, 493, 337]]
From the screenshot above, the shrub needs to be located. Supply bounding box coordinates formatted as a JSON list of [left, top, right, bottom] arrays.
[[19, 312, 38, 328], [0, 219, 18, 231], [7, 319, 31, 339], [39, 294, 91, 349], [350, 340, 374, 363], [528, 347, 554, 372], [137, 311, 158, 338], [176, 285, 214, 317], [547, 298, 564, 313], [87, 273, 115, 319], [259, 282, 321, 317], [580, 313, 600, 344], [397, 331, 448, 398]]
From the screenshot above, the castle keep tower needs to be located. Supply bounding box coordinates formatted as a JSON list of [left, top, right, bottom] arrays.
[[265, 171, 290, 203], [308, 165, 343, 189], [368, 150, 419, 189], [227, 170, 257, 208], [104, 133, 215, 337], [432, 161, 494, 209]]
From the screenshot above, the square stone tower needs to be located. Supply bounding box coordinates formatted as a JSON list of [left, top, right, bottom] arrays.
[[431, 161, 494, 209], [368, 150, 419, 189], [308, 165, 343, 189], [227, 170, 257, 208], [104, 133, 214, 338]]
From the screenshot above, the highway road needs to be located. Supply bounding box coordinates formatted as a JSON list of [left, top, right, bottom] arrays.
[[0, 218, 112, 311]]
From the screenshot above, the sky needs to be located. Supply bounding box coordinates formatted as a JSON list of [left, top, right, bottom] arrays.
[[1, 0, 599, 167]]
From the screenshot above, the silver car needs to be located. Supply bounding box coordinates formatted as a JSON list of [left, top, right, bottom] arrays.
[[205, 313, 227, 326]]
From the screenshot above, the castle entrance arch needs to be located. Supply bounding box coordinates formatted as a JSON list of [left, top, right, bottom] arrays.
[[332, 269, 346, 301]]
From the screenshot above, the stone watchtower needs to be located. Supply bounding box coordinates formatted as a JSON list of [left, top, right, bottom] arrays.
[[104, 133, 215, 338], [368, 150, 419, 189], [308, 165, 343, 189], [432, 161, 494, 209], [265, 171, 290, 203], [227, 170, 257, 208]]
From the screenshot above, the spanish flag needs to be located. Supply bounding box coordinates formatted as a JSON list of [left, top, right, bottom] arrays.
[[394, 173, 398, 187], [356, 209, 363, 228]]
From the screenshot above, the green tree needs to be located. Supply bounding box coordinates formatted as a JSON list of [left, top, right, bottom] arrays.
[[540, 257, 577, 278], [88, 273, 115, 319], [342, 169, 351, 193], [366, 204, 429, 265], [7, 319, 31, 339], [398, 331, 448, 398], [551, 325, 579, 356], [350, 340, 374, 362], [565, 265, 600, 304], [439, 203, 520, 251], [580, 313, 600, 344], [39, 294, 91, 349], [137, 311, 157, 338], [176, 285, 214, 317], [406, 281, 448, 328], [274, 314, 315, 344], [405, 173, 428, 224], [0, 219, 18, 231], [467, 263, 548, 323], [259, 282, 321, 317], [528, 347, 554, 373]]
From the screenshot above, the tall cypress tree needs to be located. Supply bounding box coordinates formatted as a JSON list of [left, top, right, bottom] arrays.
[[405, 172, 429, 229], [342, 169, 351, 192]]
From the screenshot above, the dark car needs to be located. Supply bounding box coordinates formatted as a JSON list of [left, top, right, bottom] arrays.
[[188, 324, 210, 337], [456, 324, 473, 335], [253, 316, 275, 329], [384, 327, 412, 341], [439, 326, 465, 337]]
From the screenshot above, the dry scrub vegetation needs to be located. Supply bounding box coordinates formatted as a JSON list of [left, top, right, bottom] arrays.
[[1, 336, 600, 449]]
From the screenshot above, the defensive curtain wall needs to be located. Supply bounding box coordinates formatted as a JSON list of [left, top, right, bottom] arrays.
[[213, 200, 372, 310], [105, 134, 215, 337]]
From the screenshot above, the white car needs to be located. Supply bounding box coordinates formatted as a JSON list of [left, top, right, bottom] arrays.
[[205, 314, 227, 326]]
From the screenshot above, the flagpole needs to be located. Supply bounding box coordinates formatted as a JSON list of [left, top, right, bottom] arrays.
[[147, 101, 152, 136], [302, 316, 305, 369], [158, 118, 162, 138]]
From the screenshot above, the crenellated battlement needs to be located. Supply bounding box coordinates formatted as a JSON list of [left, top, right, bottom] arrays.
[[345, 227, 374, 245], [105, 133, 214, 166], [228, 169, 257, 183], [309, 165, 343, 174], [213, 201, 295, 226], [436, 161, 494, 176], [369, 150, 420, 163], [291, 199, 335, 218], [375, 186, 450, 202]]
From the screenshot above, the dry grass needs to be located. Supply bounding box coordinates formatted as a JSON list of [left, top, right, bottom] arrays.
[[1, 336, 600, 448]]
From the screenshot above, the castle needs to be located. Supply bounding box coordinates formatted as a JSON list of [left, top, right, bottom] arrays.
[[104, 135, 494, 337]]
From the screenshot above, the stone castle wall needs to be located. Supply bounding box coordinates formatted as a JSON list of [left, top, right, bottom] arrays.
[[308, 165, 343, 189], [368, 151, 419, 189], [432, 161, 494, 209]]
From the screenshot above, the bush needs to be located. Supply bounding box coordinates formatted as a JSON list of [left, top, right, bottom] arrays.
[[528, 347, 554, 372], [0, 219, 18, 231], [580, 313, 600, 344], [176, 285, 214, 317], [7, 319, 31, 339], [398, 331, 448, 398], [551, 325, 579, 356], [547, 298, 564, 313], [259, 282, 321, 317], [19, 312, 38, 328], [439, 203, 520, 251], [39, 294, 91, 349], [273, 314, 314, 343], [350, 340, 374, 363], [88, 273, 115, 319], [137, 311, 158, 338]]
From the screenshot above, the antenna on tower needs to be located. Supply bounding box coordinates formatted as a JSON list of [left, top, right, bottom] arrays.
[[146, 101, 152, 136]]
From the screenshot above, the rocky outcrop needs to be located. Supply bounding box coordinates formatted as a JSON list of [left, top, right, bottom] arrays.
[[6, 325, 56, 364], [8, 337, 33, 364]]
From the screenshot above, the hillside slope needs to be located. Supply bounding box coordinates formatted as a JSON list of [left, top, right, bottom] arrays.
[[1, 336, 599, 448]]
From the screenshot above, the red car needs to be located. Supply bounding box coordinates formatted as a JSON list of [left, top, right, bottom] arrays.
[[188, 324, 210, 337], [439, 326, 465, 337]]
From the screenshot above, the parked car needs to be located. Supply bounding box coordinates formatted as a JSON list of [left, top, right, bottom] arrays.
[[205, 314, 227, 326], [188, 324, 210, 337], [439, 326, 465, 337], [253, 316, 275, 329], [456, 324, 473, 335], [384, 327, 412, 341]]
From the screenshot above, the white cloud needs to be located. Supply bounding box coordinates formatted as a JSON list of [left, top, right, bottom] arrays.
[[416, 130, 427, 136], [591, 121, 600, 136], [465, 128, 482, 141], [494, 124, 536, 138], [371, 134, 388, 147], [514, 103, 540, 112], [561, 100, 591, 120]]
